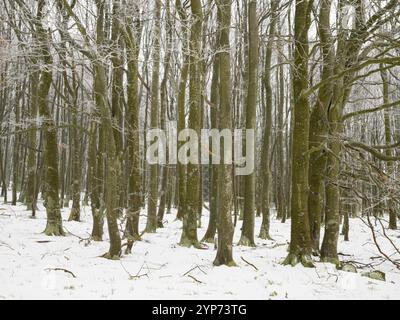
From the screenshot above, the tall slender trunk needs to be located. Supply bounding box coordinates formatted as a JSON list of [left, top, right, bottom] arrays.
[[157, 0, 172, 228], [94, 0, 121, 258], [275, 28, 286, 222], [180, 0, 203, 247], [68, 67, 81, 221], [214, 0, 235, 266], [25, 71, 39, 214], [381, 66, 397, 230], [176, 0, 189, 221], [240, 0, 258, 246], [202, 28, 220, 243], [111, 0, 125, 218], [89, 123, 104, 241], [36, 0, 64, 236], [125, 3, 142, 253], [308, 0, 333, 254], [146, 0, 161, 234], [259, 0, 278, 241], [283, 0, 313, 267]]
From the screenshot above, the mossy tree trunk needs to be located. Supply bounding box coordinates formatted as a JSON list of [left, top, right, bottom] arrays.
[[180, 0, 202, 248], [259, 0, 278, 241], [68, 81, 81, 222], [176, 0, 189, 221], [157, 0, 172, 228], [321, 0, 360, 265], [25, 71, 39, 215], [320, 0, 399, 265], [110, 0, 124, 218], [88, 123, 104, 241], [214, 0, 235, 267], [321, 108, 341, 265], [202, 27, 220, 244], [275, 29, 286, 222], [94, 0, 121, 259], [124, 2, 142, 253], [307, 0, 333, 254], [240, 0, 258, 247], [146, 0, 161, 234], [380, 66, 397, 230], [36, 0, 64, 236], [11, 87, 21, 206], [283, 0, 313, 268]]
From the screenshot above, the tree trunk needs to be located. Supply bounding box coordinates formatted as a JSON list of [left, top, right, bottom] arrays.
[[240, 0, 258, 246], [283, 0, 313, 267], [259, 0, 278, 240], [308, 0, 333, 254], [36, 0, 64, 236], [68, 83, 81, 222], [381, 66, 397, 230], [125, 3, 142, 253], [146, 0, 161, 234], [180, 0, 202, 248], [94, 0, 121, 259], [25, 71, 39, 214], [157, 0, 172, 229], [202, 28, 220, 244], [214, 0, 235, 267], [89, 123, 104, 241]]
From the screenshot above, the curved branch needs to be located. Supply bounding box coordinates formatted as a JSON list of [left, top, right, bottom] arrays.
[[342, 99, 400, 121]]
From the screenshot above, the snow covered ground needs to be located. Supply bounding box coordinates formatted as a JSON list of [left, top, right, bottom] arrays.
[[0, 200, 399, 300]]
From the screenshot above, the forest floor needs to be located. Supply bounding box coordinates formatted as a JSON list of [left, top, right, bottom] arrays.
[[0, 200, 400, 300]]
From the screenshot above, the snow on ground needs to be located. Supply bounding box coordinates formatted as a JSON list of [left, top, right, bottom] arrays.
[[0, 199, 399, 300]]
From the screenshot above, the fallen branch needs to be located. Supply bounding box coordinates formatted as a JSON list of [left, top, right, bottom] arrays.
[[0, 241, 21, 256], [338, 252, 353, 257], [188, 275, 204, 284], [241, 256, 259, 271], [182, 265, 207, 277], [121, 261, 149, 280], [45, 268, 76, 278]]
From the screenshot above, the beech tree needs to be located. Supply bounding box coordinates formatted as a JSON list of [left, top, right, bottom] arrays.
[[36, 0, 64, 236], [180, 0, 203, 248], [240, 0, 258, 247], [146, 0, 161, 234], [283, 0, 314, 267], [1, 0, 399, 271], [214, 0, 235, 267]]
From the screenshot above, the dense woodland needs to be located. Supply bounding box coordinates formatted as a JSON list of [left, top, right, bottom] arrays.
[[0, 0, 399, 268]]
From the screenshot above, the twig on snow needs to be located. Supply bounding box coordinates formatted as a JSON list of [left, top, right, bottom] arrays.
[[188, 275, 204, 284], [182, 265, 207, 277], [338, 252, 353, 257], [121, 261, 149, 280], [0, 241, 20, 255], [241, 256, 259, 271], [45, 268, 77, 278]]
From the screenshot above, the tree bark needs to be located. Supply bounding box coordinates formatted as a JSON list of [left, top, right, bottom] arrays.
[[36, 0, 64, 236], [240, 0, 258, 246], [180, 0, 203, 248], [214, 0, 235, 266], [94, 0, 121, 258], [380, 66, 397, 230], [283, 0, 314, 267], [259, 0, 278, 241], [146, 0, 162, 234], [308, 0, 333, 254], [124, 2, 142, 253]]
